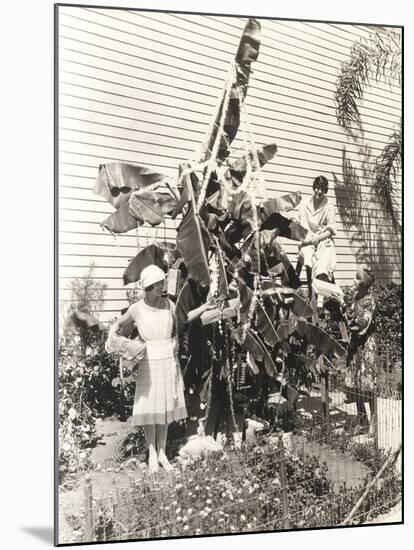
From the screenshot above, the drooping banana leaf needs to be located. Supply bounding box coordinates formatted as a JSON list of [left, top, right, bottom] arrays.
[[230, 327, 276, 378], [228, 143, 277, 175], [255, 299, 279, 348], [236, 277, 279, 347], [290, 293, 314, 318], [94, 163, 166, 209], [290, 354, 319, 375], [203, 19, 261, 163], [213, 237, 230, 299], [295, 321, 346, 358], [101, 202, 140, 234], [129, 191, 176, 227], [225, 191, 257, 244], [261, 191, 302, 220], [276, 318, 346, 358], [71, 311, 106, 333], [260, 211, 309, 241], [245, 329, 276, 378], [123, 244, 167, 285], [176, 181, 211, 286]]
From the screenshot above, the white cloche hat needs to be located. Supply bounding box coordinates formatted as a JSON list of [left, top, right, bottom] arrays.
[[139, 264, 166, 289]]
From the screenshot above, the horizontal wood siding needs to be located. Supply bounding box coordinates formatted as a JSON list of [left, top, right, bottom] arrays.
[[58, 7, 402, 324]]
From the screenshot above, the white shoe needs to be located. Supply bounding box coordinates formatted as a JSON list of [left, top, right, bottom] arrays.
[[158, 451, 174, 471], [148, 456, 159, 473]]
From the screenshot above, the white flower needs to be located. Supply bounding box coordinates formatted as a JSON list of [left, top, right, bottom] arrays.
[[206, 499, 212, 504], [195, 528, 201, 535], [187, 508, 193, 515], [183, 525, 189, 531], [175, 508, 181, 515], [240, 514, 246, 522]]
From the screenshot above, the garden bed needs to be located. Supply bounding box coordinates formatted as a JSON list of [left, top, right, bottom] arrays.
[[58, 414, 401, 544]]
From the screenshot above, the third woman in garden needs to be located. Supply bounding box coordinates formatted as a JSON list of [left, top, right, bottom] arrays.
[[344, 267, 378, 435]]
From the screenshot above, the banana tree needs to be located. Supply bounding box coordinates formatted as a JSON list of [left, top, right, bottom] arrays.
[[90, 18, 346, 439]]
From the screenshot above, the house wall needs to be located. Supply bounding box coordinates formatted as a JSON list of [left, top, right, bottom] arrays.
[[57, 6, 402, 323]]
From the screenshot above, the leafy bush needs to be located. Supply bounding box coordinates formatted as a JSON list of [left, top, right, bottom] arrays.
[[58, 330, 136, 480], [371, 282, 402, 356], [58, 335, 97, 479]]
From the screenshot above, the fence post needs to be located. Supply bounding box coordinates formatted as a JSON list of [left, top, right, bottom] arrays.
[[84, 475, 94, 543], [278, 434, 290, 529], [371, 383, 379, 449], [322, 371, 330, 428]]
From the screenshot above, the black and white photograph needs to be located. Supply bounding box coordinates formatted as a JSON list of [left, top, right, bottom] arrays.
[[55, 3, 403, 545]]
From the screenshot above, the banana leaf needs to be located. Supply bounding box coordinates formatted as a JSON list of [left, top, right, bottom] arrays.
[[101, 202, 140, 234], [263, 237, 301, 288], [171, 163, 200, 219], [260, 211, 309, 241], [71, 311, 106, 333], [290, 293, 314, 318], [228, 142, 277, 174], [94, 163, 166, 209], [290, 354, 319, 375], [214, 237, 230, 299], [236, 18, 261, 67], [261, 191, 302, 219], [203, 19, 261, 163], [123, 244, 167, 285], [236, 277, 279, 347], [176, 182, 211, 286], [276, 318, 346, 358], [225, 191, 257, 243], [231, 327, 276, 378], [129, 191, 176, 226], [255, 299, 279, 348]]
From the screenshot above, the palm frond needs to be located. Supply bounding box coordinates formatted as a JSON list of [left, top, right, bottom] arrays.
[[373, 122, 402, 225], [335, 30, 401, 130]]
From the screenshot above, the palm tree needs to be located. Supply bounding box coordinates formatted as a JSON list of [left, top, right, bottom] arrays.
[[334, 29, 402, 225]]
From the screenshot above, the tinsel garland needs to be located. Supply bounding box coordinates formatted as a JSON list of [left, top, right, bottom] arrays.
[[172, 310, 183, 402], [224, 324, 239, 434], [196, 62, 237, 212]]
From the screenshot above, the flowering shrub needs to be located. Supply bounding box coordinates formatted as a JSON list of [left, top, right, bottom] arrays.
[[58, 335, 97, 479], [58, 330, 135, 481]]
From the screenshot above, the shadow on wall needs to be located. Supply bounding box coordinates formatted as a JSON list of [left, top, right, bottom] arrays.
[[332, 144, 401, 281]]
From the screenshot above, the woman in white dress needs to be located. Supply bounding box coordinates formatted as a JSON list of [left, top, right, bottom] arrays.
[[295, 175, 337, 310], [109, 265, 187, 472]]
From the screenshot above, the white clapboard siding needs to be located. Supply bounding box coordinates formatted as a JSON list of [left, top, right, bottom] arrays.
[[57, 7, 402, 324]]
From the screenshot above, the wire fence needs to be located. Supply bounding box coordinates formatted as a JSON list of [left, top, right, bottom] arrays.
[[62, 347, 402, 544]]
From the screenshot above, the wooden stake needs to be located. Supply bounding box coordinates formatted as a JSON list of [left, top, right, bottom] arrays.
[[341, 444, 402, 526], [84, 475, 94, 542], [278, 434, 290, 529]]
